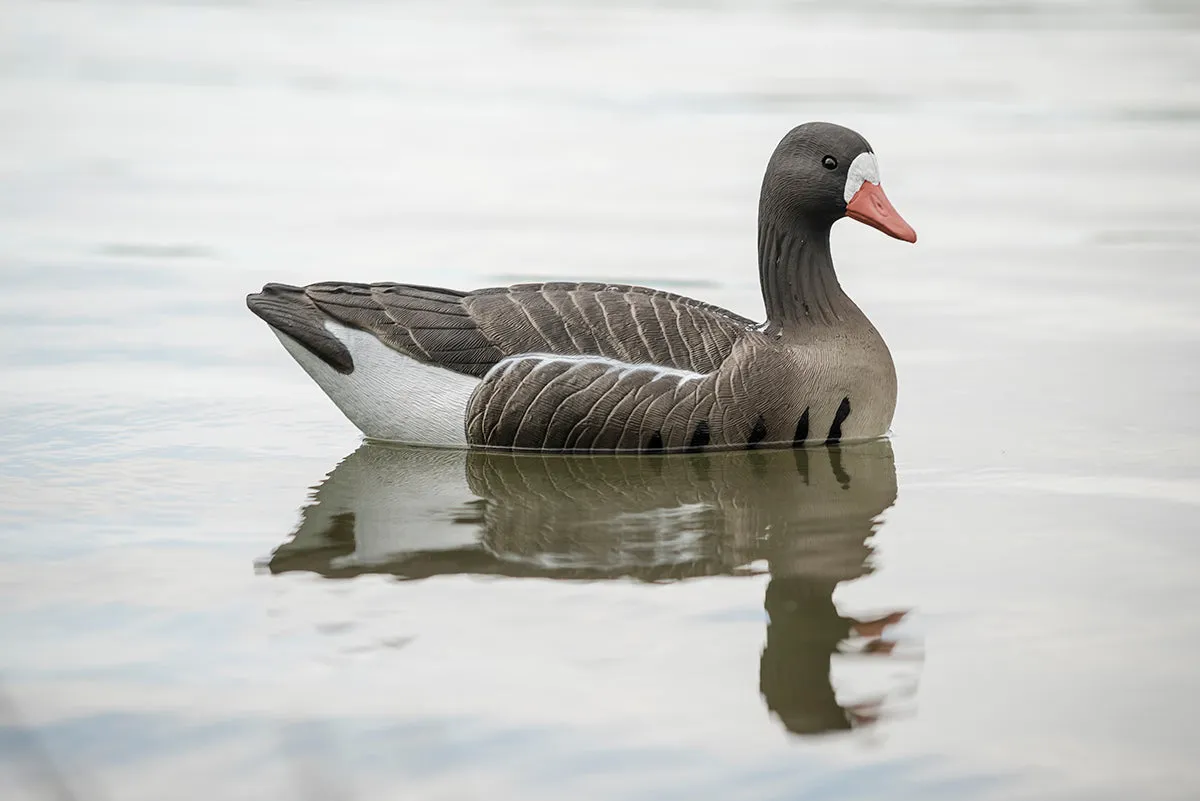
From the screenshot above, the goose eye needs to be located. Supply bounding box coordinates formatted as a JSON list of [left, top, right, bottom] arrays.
[[822, 156, 838, 170]]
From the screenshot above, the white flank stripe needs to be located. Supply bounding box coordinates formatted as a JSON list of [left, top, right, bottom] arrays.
[[487, 353, 705, 384]]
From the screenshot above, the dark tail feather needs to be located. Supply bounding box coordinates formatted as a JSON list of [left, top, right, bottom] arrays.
[[247, 283, 355, 374]]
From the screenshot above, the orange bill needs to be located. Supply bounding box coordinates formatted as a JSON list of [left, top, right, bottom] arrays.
[[846, 182, 917, 243]]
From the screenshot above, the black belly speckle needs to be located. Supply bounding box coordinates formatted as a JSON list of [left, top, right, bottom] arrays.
[[792, 407, 810, 446], [747, 414, 768, 448], [825, 397, 851, 445]]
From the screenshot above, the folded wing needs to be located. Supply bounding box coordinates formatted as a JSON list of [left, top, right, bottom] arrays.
[[295, 280, 755, 378]]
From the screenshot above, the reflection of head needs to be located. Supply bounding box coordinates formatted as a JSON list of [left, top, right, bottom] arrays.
[[760, 576, 854, 735], [751, 445, 898, 736]]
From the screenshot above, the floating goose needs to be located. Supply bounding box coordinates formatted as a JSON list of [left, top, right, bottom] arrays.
[[248, 122, 916, 451]]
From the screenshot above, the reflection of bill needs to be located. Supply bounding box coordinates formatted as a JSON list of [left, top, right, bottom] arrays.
[[761, 578, 908, 735], [265, 440, 916, 736]]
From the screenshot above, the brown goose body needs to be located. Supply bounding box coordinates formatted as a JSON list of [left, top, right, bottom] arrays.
[[248, 122, 916, 452]]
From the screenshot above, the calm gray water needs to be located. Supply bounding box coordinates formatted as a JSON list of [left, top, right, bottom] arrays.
[[2, 1, 1199, 799]]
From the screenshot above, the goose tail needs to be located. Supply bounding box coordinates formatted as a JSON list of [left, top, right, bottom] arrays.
[[248, 282, 479, 446], [246, 283, 354, 374]]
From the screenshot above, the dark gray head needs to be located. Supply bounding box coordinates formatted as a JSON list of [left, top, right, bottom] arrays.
[[760, 122, 916, 243]]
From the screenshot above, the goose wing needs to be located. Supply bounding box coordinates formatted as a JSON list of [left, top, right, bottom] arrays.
[[255, 280, 755, 378]]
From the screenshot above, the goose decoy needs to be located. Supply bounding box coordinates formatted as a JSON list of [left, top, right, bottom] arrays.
[[248, 121, 917, 451]]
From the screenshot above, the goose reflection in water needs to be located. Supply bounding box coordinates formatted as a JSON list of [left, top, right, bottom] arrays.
[[265, 440, 916, 736]]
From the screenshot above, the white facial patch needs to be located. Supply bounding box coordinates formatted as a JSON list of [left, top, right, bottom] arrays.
[[843, 151, 880, 203]]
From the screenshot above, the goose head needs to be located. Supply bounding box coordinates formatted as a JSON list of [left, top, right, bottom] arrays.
[[760, 122, 917, 243]]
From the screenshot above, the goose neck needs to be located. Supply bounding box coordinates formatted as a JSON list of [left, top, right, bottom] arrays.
[[757, 217, 854, 333]]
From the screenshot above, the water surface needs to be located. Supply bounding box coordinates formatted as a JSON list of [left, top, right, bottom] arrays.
[[2, 1, 1199, 799]]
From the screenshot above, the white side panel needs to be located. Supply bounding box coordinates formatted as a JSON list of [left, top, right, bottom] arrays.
[[273, 320, 478, 447]]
